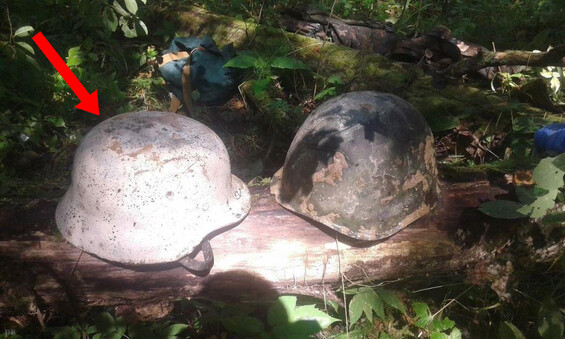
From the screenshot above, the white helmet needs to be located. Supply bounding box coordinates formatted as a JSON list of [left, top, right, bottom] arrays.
[[56, 111, 250, 270]]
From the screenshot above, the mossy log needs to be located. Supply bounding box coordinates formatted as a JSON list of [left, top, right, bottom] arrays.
[[0, 181, 512, 318], [164, 5, 555, 128]]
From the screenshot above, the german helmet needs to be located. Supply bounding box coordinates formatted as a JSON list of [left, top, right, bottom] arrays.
[[271, 91, 439, 240], [56, 111, 250, 270]]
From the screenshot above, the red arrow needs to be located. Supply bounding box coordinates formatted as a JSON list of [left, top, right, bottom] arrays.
[[32, 32, 99, 115]]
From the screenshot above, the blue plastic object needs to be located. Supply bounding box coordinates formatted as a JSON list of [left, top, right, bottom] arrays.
[[535, 123, 565, 154]]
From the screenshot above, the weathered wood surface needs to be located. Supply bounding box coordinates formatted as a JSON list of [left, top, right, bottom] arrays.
[[0, 180, 505, 314]]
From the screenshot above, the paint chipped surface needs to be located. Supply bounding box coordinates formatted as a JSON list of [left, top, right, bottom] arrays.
[[312, 152, 348, 185], [55, 111, 251, 265], [271, 91, 440, 241]]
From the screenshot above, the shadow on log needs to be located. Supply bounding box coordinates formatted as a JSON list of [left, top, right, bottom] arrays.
[[0, 180, 507, 317]]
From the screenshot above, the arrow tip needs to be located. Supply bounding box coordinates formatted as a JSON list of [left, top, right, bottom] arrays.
[[75, 90, 99, 115]]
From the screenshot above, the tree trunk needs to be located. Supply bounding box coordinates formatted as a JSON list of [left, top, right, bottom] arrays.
[[1, 180, 506, 317]]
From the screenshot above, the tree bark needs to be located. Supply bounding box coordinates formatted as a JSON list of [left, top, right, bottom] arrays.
[[1, 181, 505, 317]]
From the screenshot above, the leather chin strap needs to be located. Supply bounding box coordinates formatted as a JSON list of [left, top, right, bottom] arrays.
[[178, 239, 214, 272], [158, 47, 206, 116]]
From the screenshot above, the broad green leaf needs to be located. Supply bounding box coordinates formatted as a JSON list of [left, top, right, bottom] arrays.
[[124, 0, 138, 14], [268, 295, 339, 337], [66, 46, 83, 66], [478, 200, 529, 219], [253, 78, 271, 95], [221, 314, 265, 335], [447, 328, 462, 339], [102, 7, 118, 32], [552, 153, 565, 172], [314, 87, 336, 100], [529, 190, 558, 218], [53, 326, 81, 339], [270, 56, 309, 70], [16, 41, 34, 55], [430, 332, 448, 339], [425, 115, 460, 132], [376, 288, 406, 314], [45, 116, 66, 128], [290, 304, 340, 329], [327, 75, 343, 85], [542, 211, 565, 225], [14, 26, 34, 38], [267, 295, 294, 326], [25, 54, 41, 71], [112, 1, 129, 17], [498, 321, 526, 339], [163, 324, 188, 337], [120, 19, 137, 38], [95, 311, 115, 333], [515, 186, 549, 204], [136, 19, 148, 36], [349, 287, 384, 326], [538, 297, 564, 339], [533, 156, 565, 190], [413, 302, 432, 328], [224, 55, 258, 69], [432, 317, 455, 331]]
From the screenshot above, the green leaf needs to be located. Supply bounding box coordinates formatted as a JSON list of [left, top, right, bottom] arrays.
[[425, 114, 460, 132], [120, 18, 137, 38], [349, 287, 385, 326], [498, 321, 526, 339], [533, 156, 565, 190], [45, 116, 66, 128], [112, 1, 129, 17], [221, 314, 265, 335], [314, 87, 336, 101], [515, 186, 549, 204], [268, 296, 339, 338], [253, 78, 271, 95], [135, 20, 148, 36], [66, 46, 83, 66], [376, 288, 406, 314], [327, 75, 343, 85], [270, 56, 309, 70], [529, 190, 558, 218], [53, 326, 81, 339], [164, 324, 189, 336], [538, 297, 564, 339], [478, 200, 529, 219], [16, 41, 34, 55], [552, 153, 565, 172], [413, 302, 432, 328], [102, 7, 119, 32], [542, 212, 565, 225], [14, 26, 34, 38], [95, 312, 115, 333], [124, 0, 138, 14], [224, 54, 258, 69]]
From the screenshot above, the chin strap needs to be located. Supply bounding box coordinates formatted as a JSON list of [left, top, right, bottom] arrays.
[[178, 239, 214, 272]]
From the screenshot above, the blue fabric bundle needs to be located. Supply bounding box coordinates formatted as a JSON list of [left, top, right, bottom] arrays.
[[159, 36, 239, 105], [535, 123, 565, 154]]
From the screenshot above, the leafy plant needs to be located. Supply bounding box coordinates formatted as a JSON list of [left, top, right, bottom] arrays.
[[314, 75, 343, 101], [225, 51, 309, 95], [347, 286, 406, 327], [412, 302, 461, 339], [479, 153, 565, 219]]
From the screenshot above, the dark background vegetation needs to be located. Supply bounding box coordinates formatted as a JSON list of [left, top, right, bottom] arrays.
[[1, 0, 564, 338]]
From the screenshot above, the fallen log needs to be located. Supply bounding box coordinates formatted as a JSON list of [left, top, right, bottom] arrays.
[[1, 180, 506, 318]]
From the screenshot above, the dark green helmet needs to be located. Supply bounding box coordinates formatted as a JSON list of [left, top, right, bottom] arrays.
[[271, 91, 439, 240]]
